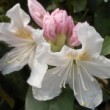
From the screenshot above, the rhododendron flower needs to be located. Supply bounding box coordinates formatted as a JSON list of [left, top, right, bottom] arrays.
[[0, 4, 48, 87], [31, 22, 110, 109], [28, 0, 80, 47]]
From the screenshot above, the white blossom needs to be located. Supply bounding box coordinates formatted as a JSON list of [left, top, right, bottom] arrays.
[[0, 4, 48, 88], [32, 22, 110, 109]]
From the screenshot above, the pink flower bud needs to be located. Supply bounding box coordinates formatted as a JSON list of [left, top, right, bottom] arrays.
[[42, 8, 74, 41], [66, 16, 74, 37], [51, 8, 69, 34], [68, 23, 81, 47], [28, 0, 75, 42], [43, 13, 56, 41], [28, 0, 46, 27]]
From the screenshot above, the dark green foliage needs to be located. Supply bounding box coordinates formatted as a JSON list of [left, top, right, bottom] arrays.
[[25, 87, 74, 110]]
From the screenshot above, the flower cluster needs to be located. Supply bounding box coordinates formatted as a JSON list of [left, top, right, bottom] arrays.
[[0, 0, 110, 109]]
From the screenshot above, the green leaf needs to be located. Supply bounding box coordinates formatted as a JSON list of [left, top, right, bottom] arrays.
[[73, 0, 87, 13], [25, 87, 74, 110], [0, 71, 29, 100], [88, 0, 103, 12], [94, 2, 110, 36], [101, 36, 110, 55]]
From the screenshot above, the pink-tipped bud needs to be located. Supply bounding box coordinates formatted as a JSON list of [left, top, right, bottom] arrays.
[[28, 0, 46, 27], [42, 8, 74, 41], [68, 23, 81, 47], [66, 16, 74, 37], [43, 13, 56, 41], [51, 9, 69, 34]]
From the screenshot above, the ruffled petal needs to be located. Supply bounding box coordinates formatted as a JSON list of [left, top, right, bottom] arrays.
[[37, 44, 69, 66], [31, 29, 46, 45], [32, 67, 64, 100], [77, 22, 104, 58], [27, 60, 48, 88], [6, 4, 30, 28], [68, 62, 102, 109], [0, 23, 29, 46], [0, 4, 36, 45], [81, 56, 110, 78]]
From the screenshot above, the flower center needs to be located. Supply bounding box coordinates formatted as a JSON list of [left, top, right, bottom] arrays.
[[15, 28, 33, 40], [49, 33, 66, 52], [77, 51, 90, 61], [67, 51, 91, 61]]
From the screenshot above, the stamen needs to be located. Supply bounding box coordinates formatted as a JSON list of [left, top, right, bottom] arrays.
[[7, 46, 29, 56], [72, 64, 78, 95], [59, 71, 68, 88], [81, 101, 86, 107], [76, 61, 88, 91], [63, 71, 69, 88], [12, 42, 33, 47], [47, 66, 66, 82], [6, 45, 35, 64], [77, 68, 84, 105], [58, 66, 65, 76], [68, 61, 73, 77], [80, 62, 94, 82], [59, 61, 71, 88], [63, 62, 73, 88]]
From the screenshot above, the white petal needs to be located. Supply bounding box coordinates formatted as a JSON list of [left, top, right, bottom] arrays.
[[0, 23, 29, 46], [0, 4, 35, 45], [32, 67, 64, 100], [0, 46, 33, 74], [27, 60, 48, 88], [0, 54, 27, 74], [68, 63, 102, 109], [77, 22, 104, 58], [37, 44, 68, 66], [6, 4, 30, 28], [31, 29, 46, 45], [81, 56, 110, 78], [27, 49, 36, 69]]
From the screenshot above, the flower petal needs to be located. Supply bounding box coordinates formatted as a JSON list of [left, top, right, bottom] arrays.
[[0, 46, 33, 74], [27, 60, 48, 88], [81, 56, 110, 78], [43, 13, 56, 40], [68, 63, 102, 109], [77, 22, 104, 58], [0, 4, 35, 45], [37, 44, 69, 66], [6, 4, 30, 28], [0, 23, 29, 46], [28, 0, 46, 27], [32, 67, 64, 100], [31, 29, 46, 45]]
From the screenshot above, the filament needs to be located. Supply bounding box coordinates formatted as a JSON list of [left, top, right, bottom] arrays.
[[80, 62, 94, 82]]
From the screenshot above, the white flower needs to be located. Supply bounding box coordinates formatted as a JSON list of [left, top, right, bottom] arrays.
[[0, 4, 48, 87], [32, 22, 110, 109]]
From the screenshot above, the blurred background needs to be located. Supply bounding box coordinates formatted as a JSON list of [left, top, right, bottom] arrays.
[[0, 0, 110, 110]]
